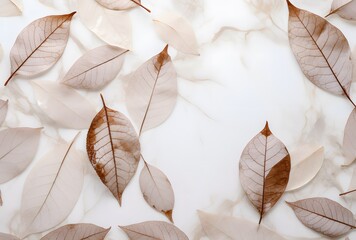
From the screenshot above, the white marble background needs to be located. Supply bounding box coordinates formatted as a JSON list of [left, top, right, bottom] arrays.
[[0, 0, 356, 239]]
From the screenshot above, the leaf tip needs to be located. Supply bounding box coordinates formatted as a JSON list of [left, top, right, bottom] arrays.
[[261, 121, 272, 136], [165, 210, 174, 223]]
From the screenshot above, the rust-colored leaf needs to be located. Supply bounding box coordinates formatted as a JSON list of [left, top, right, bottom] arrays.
[[5, 12, 75, 86], [287, 197, 356, 237], [86, 94, 140, 205], [239, 122, 290, 223]]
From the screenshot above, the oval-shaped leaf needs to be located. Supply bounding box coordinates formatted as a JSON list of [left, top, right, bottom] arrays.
[[126, 45, 177, 134], [61, 45, 128, 90], [287, 197, 356, 237], [153, 12, 199, 55], [87, 95, 140, 205], [239, 122, 290, 223], [0, 233, 20, 240], [343, 108, 356, 165], [286, 145, 324, 191], [198, 211, 286, 240], [95, 0, 139, 10], [19, 135, 84, 237], [287, 1, 352, 97], [0, 128, 41, 184], [5, 12, 75, 86], [32, 81, 96, 129], [139, 162, 175, 222], [41, 223, 110, 240], [0, 99, 8, 125], [120, 221, 188, 240], [0, 0, 22, 16], [328, 0, 356, 20]]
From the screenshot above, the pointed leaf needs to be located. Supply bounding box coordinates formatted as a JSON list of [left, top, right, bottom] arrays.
[[0, 99, 8, 125], [5, 12, 75, 86], [126, 46, 177, 133], [287, 197, 356, 237], [120, 221, 188, 240], [343, 108, 356, 165], [287, 1, 352, 97], [19, 135, 84, 237], [198, 211, 286, 240], [61, 46, 128, 90], [0, 233, 20, 240], [95, 0, 140, 10], [286, 145, 324, 191], [153, 12, 199, 55], [41, 223, 110, 240], [139, 162, 175, 222], [239, 122, 290, 223], [87, 95, 140, 205], [32, 81, 96, 129], [0, 128, 41, 184], [0, 0, 22, 16], [329, 0, 356, 20]]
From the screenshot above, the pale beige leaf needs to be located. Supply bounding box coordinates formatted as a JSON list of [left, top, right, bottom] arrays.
[[198, 211, 286, 240], [87, 95, 140, 205], [239, 122, 290, 223], [288, 1, 352, 96], [0, 233, 20, 240], [41, 223, 110, 240], [61, 45, 128, 90], [340, 168, 356, 196], [0, 0, 22, 16], [139, 162, 175, 222], [286, 145, 324, 191], [120, 221, 188, 240], [153, 12, 199, 55], [76, 0, 131, 49], [5, 12, 75, 86], [287, 197, 356, 237], [95, 0, 139, 10], [32, 81, 96, 129], [20, 137, 84, 237], [329, 0, 356, 20], [343, 108, 356, 165], [0, 189, 2, 206], [0, 99, 8, 125], [0, 128, 41, 184], [126, 46, 177, 133]]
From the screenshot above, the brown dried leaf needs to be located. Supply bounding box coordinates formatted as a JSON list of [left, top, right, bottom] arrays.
[[41, 223, 110, 240], [328, 0, 356, 20], [239, 122, 290, 223], [126, 45, 177, 134], [0, 233, 20, 240], [287, 197, 356, 237], [0, 0, 22, 16], [61, 45, 128, 90], [5, 12, 75, 86], [139, 162, 175, 222], [120, 221, 188, 240], [87, 95, 140, 205], [343, 108, 356, 165], [0, 128, 41, 184], [287, 1, 352, 97], [0, 99, 8, 125]]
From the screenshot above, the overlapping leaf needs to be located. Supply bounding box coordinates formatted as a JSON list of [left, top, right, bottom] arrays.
[[5, 12, 75, 86], [0, 128, 41, 184], [61, 45, 128, 90], [41, 223, 110, 240], [0, 233, 20, 240], [239, 122, 290, 223], [0, 99, 8, 125], [120, 221, 188, 240], [126, 45, 177, 133], [340, 168, 356, 196], [139, 162, 175, 222], [328, 0, 356, 20], [287, 197, 356, 237], [343, 108, 356, 165], [287, 1, 352, 97], [87, 95, 140, 205], [0, 0, 22, 16], [95, 0, 150, 12]]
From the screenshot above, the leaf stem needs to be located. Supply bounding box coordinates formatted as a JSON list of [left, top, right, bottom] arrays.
[[340, 189, 356, 196], [131, 0, 151, 13]]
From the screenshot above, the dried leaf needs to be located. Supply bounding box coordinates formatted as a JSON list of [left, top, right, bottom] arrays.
[[287, 1, 352, 98], [0, 128, 41, 184], [0, 99, 8, 125], [239, 122, 290, 223], [286, 145, 324, 191], [198, 211, 286, 240], [41, 223, 110, 240], [76, 0, 132, 49], [5, 12, 75, 86], [32, 81, 96, 129], [343, 108, 356, 165], [87, 95, 140, 205], [287, 198, 356, 237], [0, 233, 20, 240], [328, 0, 356, 20], [126, 45, 177, 134], [0, 189, 2, 206], [61, 45, 128, 90], [139, 162, 175, 222], [120, 221, 188, 240], [95, 0, 150, 12], [0, 0, 22, 16], [19, 135, 84, 237], [340, 168, 356, 196], [153, 12, 199, 55]]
